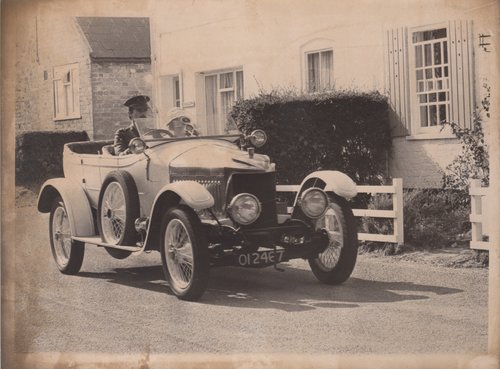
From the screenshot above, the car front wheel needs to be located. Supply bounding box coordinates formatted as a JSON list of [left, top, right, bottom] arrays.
[[160, 206, 209, 301], [49, 196, 85, 274], [308, 194, 358, 284]]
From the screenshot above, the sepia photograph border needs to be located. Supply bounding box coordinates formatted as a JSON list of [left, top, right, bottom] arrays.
[[2, 0, 499, 368]]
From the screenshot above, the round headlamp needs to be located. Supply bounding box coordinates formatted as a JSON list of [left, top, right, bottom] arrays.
[[249, 129, 268, 148], [227, 193, 262, 225], [299, 188, 328, 219], [129, 138, 146, 154]]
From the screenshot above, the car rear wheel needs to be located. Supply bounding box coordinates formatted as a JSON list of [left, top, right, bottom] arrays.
[[97, 171, 139, 256], [49, 196, 85, 274], [160, 206, 209, 301], [308, 194, 358, 284]]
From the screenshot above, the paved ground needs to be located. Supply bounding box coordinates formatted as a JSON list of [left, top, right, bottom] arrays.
[[14, 206, 488, 355]]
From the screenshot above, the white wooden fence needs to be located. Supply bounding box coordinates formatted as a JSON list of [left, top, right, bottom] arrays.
[[469, 179, 490, 250], [276, 178, 404, 245]]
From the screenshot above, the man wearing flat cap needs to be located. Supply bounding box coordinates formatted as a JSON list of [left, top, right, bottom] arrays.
[[114, 95, 150, 155]]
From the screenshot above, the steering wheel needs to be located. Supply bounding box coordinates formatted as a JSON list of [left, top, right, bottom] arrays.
[[143, 129, 174, 138]]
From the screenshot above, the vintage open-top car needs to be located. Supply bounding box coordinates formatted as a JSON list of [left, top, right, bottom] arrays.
[[38, 120, 359, 300]]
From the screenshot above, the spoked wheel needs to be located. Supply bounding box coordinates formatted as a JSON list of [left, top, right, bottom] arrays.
[[97, 171, 140, 258], [160, 206, 209, 301], [308, 194, 358, 284], [49, 197, 85, 274]]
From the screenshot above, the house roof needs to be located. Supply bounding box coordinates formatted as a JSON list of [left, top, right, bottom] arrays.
[[76, 17, 150, 61]]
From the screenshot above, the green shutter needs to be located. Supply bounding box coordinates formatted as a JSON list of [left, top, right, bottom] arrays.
[[449, 20, 474, 128], [386, 27, 410, 136]]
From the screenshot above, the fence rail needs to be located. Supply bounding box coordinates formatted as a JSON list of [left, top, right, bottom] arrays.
[[276, 178, 404, 245], [469, 179, 490, 251]]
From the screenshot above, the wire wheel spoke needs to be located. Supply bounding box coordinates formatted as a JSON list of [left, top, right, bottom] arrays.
[[165, 219, 194, 289], [316, 206, 344, 270], [101, 182, 126, 244], [52, 206, 71, 266]]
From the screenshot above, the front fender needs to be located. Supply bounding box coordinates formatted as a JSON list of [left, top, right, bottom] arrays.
[[37, 178, 95, 237], [294, 171, 357, 205], [154, 181, 214, 210]]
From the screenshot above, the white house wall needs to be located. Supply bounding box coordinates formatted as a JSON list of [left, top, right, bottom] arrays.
[[152, 0, 496, 188]]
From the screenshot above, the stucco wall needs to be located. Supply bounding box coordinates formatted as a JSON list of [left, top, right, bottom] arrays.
[[15, 8, 93, 136], [389, 137, 462, 188], [91, 61, 152, 140]]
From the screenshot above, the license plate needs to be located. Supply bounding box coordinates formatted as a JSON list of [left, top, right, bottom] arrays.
[[237, 249, 285, 266]]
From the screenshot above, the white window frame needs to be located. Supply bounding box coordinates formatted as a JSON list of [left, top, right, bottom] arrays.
[[408, 23, 451, 135], [203, 68, 244, 135], [53, 62, 81, 121], [305, 48, 334, 93]]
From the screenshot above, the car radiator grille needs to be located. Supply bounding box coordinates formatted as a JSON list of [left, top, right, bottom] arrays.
[[170, 175, 226, 216]]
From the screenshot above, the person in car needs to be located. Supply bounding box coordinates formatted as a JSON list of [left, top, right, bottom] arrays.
[[114, 95, 151, 155], [166, 108, 199, 137]]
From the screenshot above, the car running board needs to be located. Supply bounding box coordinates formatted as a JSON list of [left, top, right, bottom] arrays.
[[72, 236, 142, 252]]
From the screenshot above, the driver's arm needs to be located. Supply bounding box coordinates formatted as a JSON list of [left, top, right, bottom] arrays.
[[114, 129, 130, 155]]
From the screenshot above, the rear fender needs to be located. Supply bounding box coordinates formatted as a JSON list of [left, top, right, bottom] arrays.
[[293, 171, 357, 207], [37, 178, 95, 237], [144, 181, 214, 250]]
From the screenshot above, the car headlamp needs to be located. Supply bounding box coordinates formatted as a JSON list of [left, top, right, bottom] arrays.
[[249, 129, 268, 148], [129, 138, 146, 154], [227, 193, 262, 225], [299, 188, 328, 219]]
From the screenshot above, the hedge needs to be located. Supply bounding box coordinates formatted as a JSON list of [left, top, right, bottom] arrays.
[[230, 90, 391, 186], [16, 130, 89, 183]]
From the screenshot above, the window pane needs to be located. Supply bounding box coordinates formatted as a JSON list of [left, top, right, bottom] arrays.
[[443, 41, 448, 63], [433, 42, 441, 65], [444, 66, 448, 77], [205, 75, 218, 135], [416, 69, 423, 80], [437, 80, 443, 89], [419, 94, 427, 103], [429, 105, 437, 126], [424, 44, 432, 66], [320, 50, 333, 90], [420, 106, 428, 127], [307, 52, 320, 92], [438, 92, 446, 101], [418, 81, 424, 92], [415, 46, 423, 68], [434, 67, 442, 78], [427, 81, 433, 91], [425, 68, 432, 79], [429, 93, 437, 102], [221, 91, 234, 131], [236, 71, 244, 99], [439, 104, 447, 123], [220, 72, 233, 89]]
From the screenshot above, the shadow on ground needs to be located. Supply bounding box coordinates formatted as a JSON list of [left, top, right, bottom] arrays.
[[76, 263, 463, 312]]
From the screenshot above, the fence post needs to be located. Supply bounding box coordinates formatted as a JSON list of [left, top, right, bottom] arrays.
[[469, 178, 483, 245], [392, 178, 404, 246]]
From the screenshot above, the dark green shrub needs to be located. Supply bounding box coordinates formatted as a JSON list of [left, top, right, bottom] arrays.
[[231, 89, 391, 186], [16, 130, 89, 184], [361, 189, 469, 250]]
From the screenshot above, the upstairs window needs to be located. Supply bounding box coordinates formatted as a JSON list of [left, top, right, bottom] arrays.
[[53, 63, 80, 120], [306, 49, 333, 92]]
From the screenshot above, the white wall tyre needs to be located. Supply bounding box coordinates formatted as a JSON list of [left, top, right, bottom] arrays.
[[160, 206, 209, 301], [97, 171, 140, 255], [49, 197, 85, 274], [308, 194, 358, 284]]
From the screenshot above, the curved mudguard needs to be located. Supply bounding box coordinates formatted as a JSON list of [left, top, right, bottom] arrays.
[[37, 178, 95, 237], [154, 181, 215, 210], [142, 181, 214, 250], [294, 170, 357, 205]]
